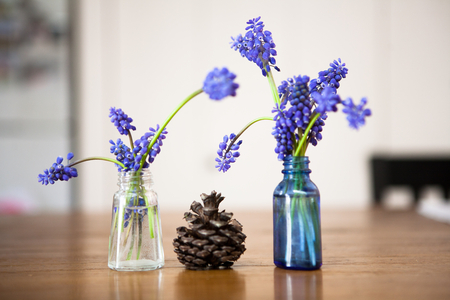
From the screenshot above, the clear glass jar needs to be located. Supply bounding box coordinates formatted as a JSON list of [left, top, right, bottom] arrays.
[[273, 156, 322, 270], [108, 169, 164, 271]]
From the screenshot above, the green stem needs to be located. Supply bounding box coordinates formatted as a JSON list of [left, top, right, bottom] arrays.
[[148, 203, 155, 239], [142, 194, 155, 239], [108, 209, 119, 260], [67, 157, 125, 169], [124, 213, 134, 247], [139, 88, 204, 171], [298, 195, 316, 265], [136, 212, 142, 260], [225, 116, 273, 153], [266, 70, 280, 105], [126, 218, 135, 261], [294, 113, 321, 157], [128, 133, 135, 156]]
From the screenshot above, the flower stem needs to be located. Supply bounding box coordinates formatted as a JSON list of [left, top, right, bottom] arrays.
[[226, 116, 273, 153], [266, 70, 281, 105], [67, 157, 125, 169], [139, 88, 204, 171], [128, 133, 135, 154], [294, 113, 321, 157]]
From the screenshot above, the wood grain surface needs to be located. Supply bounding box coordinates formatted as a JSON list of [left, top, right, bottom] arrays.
[[0, 209, 449, 299]]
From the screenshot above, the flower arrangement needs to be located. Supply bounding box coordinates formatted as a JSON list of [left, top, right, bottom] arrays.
[[214, 16, 371, 172], [38, 67, 239, 185], [37, 67, 239, 270], [212, 16, 372, 270]]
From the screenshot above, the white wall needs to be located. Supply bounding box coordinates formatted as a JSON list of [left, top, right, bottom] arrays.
[[74, 0, 450, 213]]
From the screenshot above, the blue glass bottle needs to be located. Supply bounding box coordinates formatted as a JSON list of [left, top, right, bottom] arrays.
[[273, 156, 322, 270]]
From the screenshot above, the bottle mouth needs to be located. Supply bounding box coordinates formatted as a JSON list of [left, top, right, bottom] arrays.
[[282, 156, 311, 173], [117, 168, 152, 184], [283, 155, 310, 164]]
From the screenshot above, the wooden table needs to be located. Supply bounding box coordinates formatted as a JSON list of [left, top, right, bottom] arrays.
[[0, 209, 449, 299]]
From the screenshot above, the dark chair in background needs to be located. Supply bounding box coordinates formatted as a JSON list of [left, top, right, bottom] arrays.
[[371, 155, 450, 205]]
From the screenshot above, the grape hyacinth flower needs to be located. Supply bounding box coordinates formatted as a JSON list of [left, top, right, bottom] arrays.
[[215, 134, 243, 173], [311, 86, 341, 114], [38, 153, 78, 185], [109, 138, 135, 171], [109, 107, 137, 136], [342, 97, 372, 130], [203, 67, 239, 100], [278, 75, 313, 131], [132, 125, 168, 170], [271, 103, 296, 161], [230, 16, 279, 77], [309, 58, 348, 93]]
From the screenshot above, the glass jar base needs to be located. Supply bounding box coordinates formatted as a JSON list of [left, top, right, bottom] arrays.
[[274, 260, 322, 271], [108, 259, 164, 271]]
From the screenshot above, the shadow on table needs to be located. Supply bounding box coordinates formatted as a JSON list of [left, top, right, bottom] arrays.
[[274, 268, 323, 300]]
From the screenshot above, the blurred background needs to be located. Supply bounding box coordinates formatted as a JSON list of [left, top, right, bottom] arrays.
[[1, 0, 449, 214]]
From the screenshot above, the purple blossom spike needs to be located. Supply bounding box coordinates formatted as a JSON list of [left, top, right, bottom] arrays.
[[132, 125, 168, 169], [342, 97, 372, 129], [109, 138, 134, 171], [215, 134, 243, 172], [310, 58, 348, 93], [311, 86, 341, 114], [230, 16, 280, 77], [109, 107, 137, 136], [38, 153, 78, 185], [203, 67, 239, 100]]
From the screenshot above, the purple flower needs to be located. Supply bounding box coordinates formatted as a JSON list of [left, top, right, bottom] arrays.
[[278, 75, 312, 131], [342, 97, 372, 129], [271, 103, 296, 160], [109, 139, 134, 171], [215, 134, 243, 172], [311, 86, 341, 114], [109, 107, 137, 136], [38, 153, 78, 185], [310, 58, 348, 93], [133, 125, 168, 170], [230, 16, 279, 77], [203, 67, 239, 100]]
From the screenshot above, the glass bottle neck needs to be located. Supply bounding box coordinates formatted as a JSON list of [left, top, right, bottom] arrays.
[[117, 169, 153, 190], [282, 156, 311, 178]]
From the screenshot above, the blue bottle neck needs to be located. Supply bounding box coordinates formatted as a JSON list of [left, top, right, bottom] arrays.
[[282, 156, 311, 178]]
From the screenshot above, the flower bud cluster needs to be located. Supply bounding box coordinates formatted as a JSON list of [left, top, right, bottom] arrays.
[[311, 86, 341, 115], [215, 134, 242, 172], [132, 125, 168, 170], [38, 153, 78, 185], [272, 73, 348, 158], [271, 103, 296, 160], [272, 75, 323, 159], [203, 67, 239, 100], [230, 16, 279, 77], [109, 138, 136, 171], [109, 107, 137, 136], [309, 58, 348, 93], [342, 97, 372, 130]]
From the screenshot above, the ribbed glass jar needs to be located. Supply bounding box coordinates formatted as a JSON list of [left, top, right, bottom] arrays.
[[108, 169, 164, 271], [273, 156, 322, 270]]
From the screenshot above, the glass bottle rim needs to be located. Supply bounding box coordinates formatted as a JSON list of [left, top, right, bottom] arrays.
[[117, 168, 153, 184]]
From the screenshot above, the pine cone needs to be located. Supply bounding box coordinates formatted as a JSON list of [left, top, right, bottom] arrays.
[[173, 190, 246, 270]]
